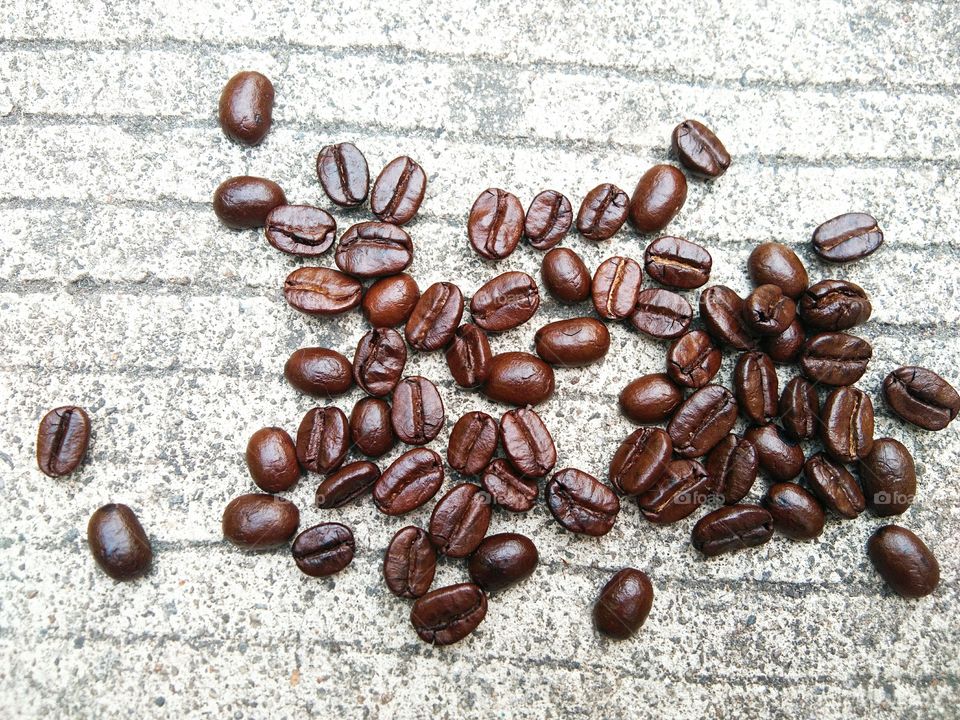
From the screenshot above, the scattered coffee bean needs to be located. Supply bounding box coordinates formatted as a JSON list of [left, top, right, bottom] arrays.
[[405, 281, 465, 351], [804, 452, 865, 519], [630, 288, 693, 339], [36, 405, 90, 477], [638, 459, 711, 524], [218, 70, 274, 146], [470, 271, 541, 332], [576, 183, 629, 240], [618, 373, 683, 424], [296, 406, 349, 474], [867, 525, 939, 598], [744, 424, 805, 482], [349, 397, 395, 458], [592, 256, 643, 320], [264, 205, 337, 256], [733, 351, 779, 424], [668, 384, 738, 458], [482, 352, 555, 406], [821, 386, 874, 463], [292, 523, 355, 577], [222, 493, 300, 549], [706, 434, 758, 504], [541, 247, 592, 303], [391, 376, 445, 445], [283, 267, 363, 316], [374, 448, 445, 515], [284, 347, 353, 398], [747, 243, 808, 299], [644, 236, 712, 289], [481, 459, 538, 512], [546, 468, 620, 535], [447, 411, 499, 476], [762, 319, 805, 364], [335, 222, 413, 278], [692, 505, 774, 557], [594, 568, 654, 639], [362, 273, 420, 327], [525, 190, 573, 250], [352, 327, 407, 396], [699, 285, 757, 350], [667, 329, 721, 389], [316, 142, 369, 207], [316, 461, 380, 508], [468, 188, 524, 260], [859, 438, 916, 516], [384, 526, 437, 598], [87, 504, 152, 580], [762, 483, 824, 540], [629, 165, 687, 233], [798, 279, 872, 331], [534, 317, 610, 367], [609, 427, 672, 495], [799, 331, 872, 386], [883, 366, 960, 431], [213, 176, 286, 229], [671, 120, 730, 178], [246, 427, 300, 493], [812, 212, 883, 263], [446, 323, 492, 388], [410, 583, 487, 646], [500, 407, 557, 478], [742, 284, 796, 336], [779, 376, 820, 441], [429, 483, 493, 558], [468, 533, 538, 592], [370, 156, 426, 225]]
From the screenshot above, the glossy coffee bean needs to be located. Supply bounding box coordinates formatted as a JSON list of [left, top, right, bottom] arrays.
[[779, 376, 820, 441], [638, 459, 711, 524], [481, 459, 538, 512], [405, 281, 464, 351], [482, 352, 555, 406], [87, 504, 152, 580], [468, 188, 524, 260], [218, 70, 274, 146], [812, 212, 883, 263], [222, 493, 299, 549], [671, 120, 730, 178], [362, 273, 420, 327], [546, 468, 620, 536], [315, 461, 380, 509], [668, 384, 738, 458], [446, 323, 492, 388], [867, 525, 939, 598], [630, 288, 692, 339], [619, 373, 683, 424], [762, 319, 805, 364], [283, 267, 363, 316], [447, 411, 499, 476], [470, 271, 540, 332], [804, 452, 865, 519], [747, 243, 808, 299], [592, 256, 643, 320], [213, 176, 286, 229], [534, 317, 610, 367], [296, 407, 349, 474], [742, 284, 796, 336], [859, 438, 916, 517], [706, 434, 758, 504], [316, 142, 369, 208], [264, 205, 336, 256], [629, 165, 687, 233], [374, 448, 444, 515], [410, 583, 487, 646], [821, 386, 874, 463], [734, 351, 779, 424], [541, 247, 591, 303], [883, 366, 960, 431], [667, 330, 721, 389], [284, 347, 353, 398], [292, 523, 355, 577], [744, 424, 804, 482], [644, 236, 712, 289], [692, 505, 774, 557], [469, 533, 538, 592], [335, 222, 413, 278], [352, 327, 407, 396], [429, 483, 492, 557], [500, 407, 557, 478], [349, 397, 395, 458], [370, 156, 426, 225], [36, 406, 90, 477], [576, 183, 630, 240], [799, 332, 872, 386], [594, 568, 654, 640], [525, 190, 573, 250], [391, 376, 445, 445], [246, 427, 300, 493], [384, 526, 437, 598], [798, 279, 872, 331], [609, 427, 672, 495], [762, 483, 824, 540], [699, 285, 757, 350]]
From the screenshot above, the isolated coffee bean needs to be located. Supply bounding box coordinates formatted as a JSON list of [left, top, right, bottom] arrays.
[[546, 468, 620, 535], [867, 525, 939, 598], [742, 284, 796, 336], [762, 319, 805, 364], [630, 288, 692, 339], [284, 348, 353, 398], [745, 424, 804, 482], [246, 427, 300, 493], [667, 330, 721, 389], [349, 397, 395, 458], [316, 142, 369, 208], [265, 205, 337, 256], [335, 222, 413, 278], [384, 526, 437, 599], [429, 483, 492, 558], [222, 493, 300, 549], [405, 281, 464, 351], [747, 242, 809, 299], [699, 285, 757, 350], [629, 165, 687, 233], [762, 483, 824, 540], [800, 332, 872, 386], [779, 376, 820, 441], [671, 120, 730, 178], [812, 212, 883, 263], [525, 190, 573, 250], [470, 271, 540, 332], [692, 505, 774, 557], [883, 366, 960, 431], [638, 459, 711, 524], [576, 183, 630, 240], [283, 267, 363, 316], [609, 427, 672, 496], [391, 376, 445, 445], [218, 70, 274, 146], [374, 448, 445, 515], [541, 247, 591, 303], [213, 176, 286, 229], [500, 407, 557, 478], [36, 406, 90, 477], [534, 317, 610, 366], [619, 373, 683, 424], [447, 412, 498, 476], [821, 386, 874, 463], [469, 533, 538, 592], [668, 384, 738, 458], [410, 583, 487, 646], [316, 461, 380, 509], [296, 407, 349, 474], [798, 279, 872, 331], [592, 256, 643, 320], [468, 188, 524, 260], [362, 273, 420, 327], [352, 327, 407, 396], [804, 452, 865, 519], [733, 351, 779, 424], [482, 459, 538, 512], [370, 156, 426, 225], [483, 352, 555, 406], [706, 434, 758, 504], [87, 504, 152, 580], [594, 568, 654, 640], [644, 236, 712, 289], [292, 523, 355, 577], [859, 438, 916, 516], [446, 323, 492, 388]]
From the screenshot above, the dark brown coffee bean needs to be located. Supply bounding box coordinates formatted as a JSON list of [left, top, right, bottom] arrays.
[[370, 156, 426, 225], [470, 271, 541, 332], [468, 188, 524, 260], [87, 504, 152, 580], [706, 434, 758, 504], [609, 427, 672, 495], [804, 452, 865, 519], [867, 525, 939, 598], [428, 483, 492, 557], [316, 461, 380, 508], [667, 330, 721, 389], [594, 568, 654, 639], [391, 376, 445, 445], [283, 267, 363, 316], [744, 424, 804, 482], [592, 256, 643, 320], [410, 583, 487, 646], [534, 317, 610, 367], [468, 533, 538, 592], [812, 212, 883, 263], [668, 384, 738, 458], [362, 273, 420, 327], [733, 351, 779, 424], [747, 242, 809, 299], [644, 236, 712, 289], [36, 406, 90, 477], [821, 386, 874, 463], [762, 483, 824, 540], [222, 493, 300, 549], [883, 366, 960, 431], [692, 505, 774, 557], [316, 142, 368, 208], [638, 459, 712, 524], [446, 323, 492, 388], [447, 412, 498, 476], [799, 332, 872, 386], [859, 438, 916, 516], [218, 71, 274, 146], [483, 352, 555, 406], [630, 288, 692, 339], [335, 222, 413, 278], [349, 397, 395, 458], [500, 407, 557, 478], [546, 468, 620, 535], [619, 373, 683, 424], [762, 319, 805, 364], [481, 459, 538, 512], [699, 285, 757, 350], [576, 183, 629, 241], [525, 190, 572, 250], [374, 448, 444, 515], [246, 427, 300, 493], [384, 526, 437, 599], [284, 347, 353, 398], [779, 376, 820, 441], [291, 523, 355, 577], [213, 176, 286, 229], [352, 327, 407, 396], [296, 407, 349, 474], [405, 281, 465, 351], [742, 284, 796, 336], [264, 204, 336, 256], [541, 247, 591, 303], [671, 120, 730, 178], [629, 165, 687, 233], [798, 279, 872, 331]]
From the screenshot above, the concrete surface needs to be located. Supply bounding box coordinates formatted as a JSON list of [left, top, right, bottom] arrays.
[[0, 1, 958, 718]]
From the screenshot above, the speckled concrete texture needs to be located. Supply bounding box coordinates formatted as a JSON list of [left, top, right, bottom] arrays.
[[0, 1, 958, 718]]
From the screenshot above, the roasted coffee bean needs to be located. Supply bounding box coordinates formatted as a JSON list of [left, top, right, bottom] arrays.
[[218, 70, 274, 146], [779, 376, 820, 441], [671, 120, 730, 178], [384, 526, 437, 598], [428, 483, 492, 557], [699, 285, 757, 350], [546, 468, 620, 535], [638, 459, 711, 524], [468, 188, 524, 260], [619, 373, 683, 424], [592, 256, 643, 320], [335, 222, 413, 278], [284, 347, 353, 398], [668, 384, 738, 458], [859, 438, 916, 516], [370, 156, 426, 225], [316, 461, 380, 508], [87, 504, 152, 580], [534, 317, 610, 366], [525, 190, 573, 250], [594, 568, 654, 640], [222, 493, 300, 549], [296, 407, 349, 474], [762, 483, 824, 540], [292, 523, 355, 577], [576, 183, 630, 241], [692, 505, 774, 557], [470, 271, 541, 332], [629, 165, 687, 233], [352, 327, 407, 396], [867, 525, 939, 598], [447, 412, 499, 476], [500, 407, 557, 478], [821, 386, 874, 463], [798, 279, 872, 331], [734, 351, 779, 424], [264, 205, 336, 256], [541, 247, 591, 303], [316, 142, 369, 207], [481, 459, 538, 512], [246, 427, 300, 493], [747, 242, 809, 299], [706, 434, 758, 504], [446, 323, 492, 388], [609, 427, 672, 495], [667, 330, 721, 389], [405, 281, 464, 351], [812, 212, 883, 263], [410, 583, 487, 646], [362, 273, 420, 327], [374, 448, 444, 515], [391, 376, 445, 445], [630, 288, 693, 339], [349, 397, 395, 458], [644, 236, 712, 289], [36, 406, 90, 477], [483, 352, 555, 406], [213, 176, 286, 229], [744, 424, 804, 482], [804, 452, 865, 519], [742, 284, 796, 336], [762, 319, 805, 364], [799, 332, 872, 386], [283, 267, 363, 316], [469, 533, 538, 592], [883, 366, 960, 431]]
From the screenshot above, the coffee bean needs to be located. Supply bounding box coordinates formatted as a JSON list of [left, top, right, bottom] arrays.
[[733, 351, 779, 424], [576, 183, 630, 240], [883, 366, 960, 431], [335, 222, 413, 278], [370, 156, 427, 225], [291, 523, 355, 577], [630, 288, 692, 339], [747, 242, 809, 299], [374, 448, 444, 515], [619, 373, 683, 424], [859, 438, 916, 516], [667, 330, 721, 389], [468, 188, 524, 260], [295, 407, 349, 474], [87, 504, 152, 580], [803, 452, 865, 519], [284, 347, 353, 398], [638, 459, 712, 524], [283, 267, 363, 316], [779, 376, 820, 441], [821, 386, 874, 463], [468, 533, 538, 592], [629, 165, 687, 233], [405, 281, 465, 351], [470, 271, 541, 332], [699, 285, 757, 350], [671, 120, 730, 178], [541, 247, 591, 303], [798, 279, 872, 331], [264, 205, 337, 256], [316, 142, 369, 208], [246, 427, 300, 493], [592, 256, 643, 320], [594, 568, 654, 640], [428, 483, 492, 558], [384, 526, 437, 598], [706, 434, 758, 504], [349, 397, 395, 458], [36, 406, 90, 477], [742, 284, 796, 336], [352, 327, 407, 396], [500, 407, 557, 478], [218, 71, 274, 146], [446, 323, 492, 388], [609, 427, 672, 495], [362, 273, 420, 327], [762, 319, 805, 364], [391, 376, 445, 445], [546, 468, 620, 535], [222, 493, 300, 549], [691, 505, 774, 557], [867, 525, 939, 598], [762, 483, 824, 540], [483, 352, 555, 406], [644, 236, 712, 289], [481, 458, 538, 512], [525, 190, 573, 250], [410, 583, 487, 646], [812, 212, 883, 263], [447, 412, 499, 476], [534, 317, 610, 366], [668, 384, 738, 458], [316, 461, 380, 509], [744, 424, 805, 482], [213, 176, 286, 229], [800, 332, 872, 386]]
